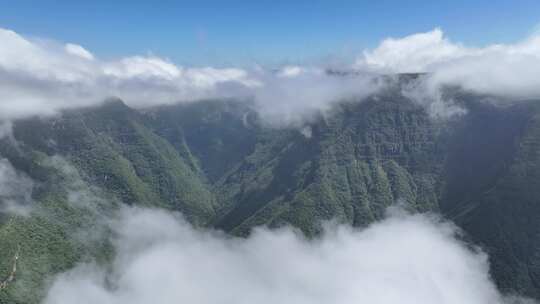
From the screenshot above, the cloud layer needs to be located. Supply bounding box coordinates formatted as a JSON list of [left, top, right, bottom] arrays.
[[357, 28, 540, 100], [2, 26, 540, 124], [0, 28, 380, 125], [0, 28, 263, 120], [42, 207, 532, 304]]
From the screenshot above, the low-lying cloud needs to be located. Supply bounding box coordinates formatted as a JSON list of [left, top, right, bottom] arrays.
[[43, 207, 533, 304], [2, 26, 540, 124], [0, 158, 34, 216]]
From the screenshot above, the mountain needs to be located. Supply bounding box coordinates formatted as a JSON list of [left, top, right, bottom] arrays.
[[0, 90, 540, 303]]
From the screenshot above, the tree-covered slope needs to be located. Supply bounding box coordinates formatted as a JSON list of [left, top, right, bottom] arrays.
[[12, 99, 216, 224], [213, 94, 445, 235], [1, 94, 540, 302], [0, 154, 114, 304], [440, 101, 540, 298]]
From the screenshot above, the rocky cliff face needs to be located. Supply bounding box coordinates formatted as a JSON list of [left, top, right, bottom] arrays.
[[0, 92, 539, 303]]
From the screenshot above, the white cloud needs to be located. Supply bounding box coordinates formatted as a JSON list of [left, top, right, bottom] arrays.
[[357, 28, 468, 73], [251, 67, 382, 126], [65, 43, 95, 60], [357, 28, 540, 100], [42, 207, 533, 304], [3, 26, 540, 124], [0, 158, 34, 216], [0, 27, 383, 126], [427, 35, 540, 99], [0, 28, 93, 83], [277, 65, 305, 78], [103, 56, 181, 80], [0, 28, 260, 120]]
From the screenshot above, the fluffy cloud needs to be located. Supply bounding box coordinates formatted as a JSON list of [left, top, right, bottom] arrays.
[[3, 26, 540, 124], [42, 207, 533, 304], [65, 43, 95, 61], [277, 65, 305, 78], [0, 27, 383, 125], [357, 28, 540, 100], [0, 28, 259, 120], [357, 28, 467, 73]]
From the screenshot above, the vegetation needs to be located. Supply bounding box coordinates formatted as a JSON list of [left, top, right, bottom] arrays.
[[0, 93, 539, 302]]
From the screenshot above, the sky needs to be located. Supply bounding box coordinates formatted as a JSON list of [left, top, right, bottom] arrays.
[[1, 0, 539, 66]]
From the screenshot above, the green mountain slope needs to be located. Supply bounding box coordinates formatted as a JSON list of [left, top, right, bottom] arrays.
[[441, 101, 540, 297], [12, 99, 216, 224], [213, 94, 444, 235], [0, 93, 540, 302]]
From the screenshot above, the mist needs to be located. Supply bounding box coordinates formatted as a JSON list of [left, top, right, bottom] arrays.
[[0, 158, 34, 216], [42, 207, 534, 304]]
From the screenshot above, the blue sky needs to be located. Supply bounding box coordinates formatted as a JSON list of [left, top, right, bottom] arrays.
[[0, 0, 539, 66]]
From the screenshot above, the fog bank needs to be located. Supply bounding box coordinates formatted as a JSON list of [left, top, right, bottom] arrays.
[[43, 207, 533, 304]]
